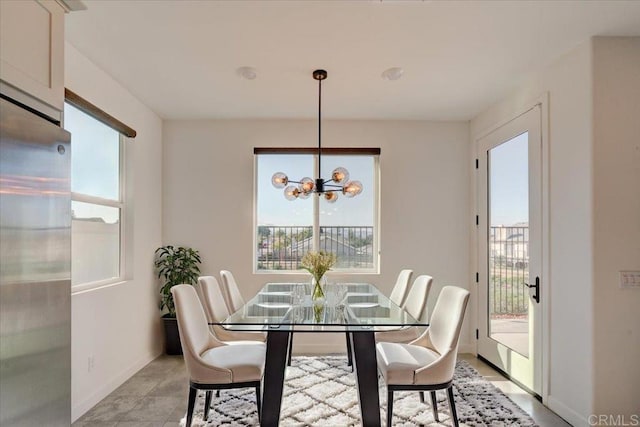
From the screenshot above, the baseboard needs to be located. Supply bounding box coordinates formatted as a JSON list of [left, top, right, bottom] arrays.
[[547, 395, 588, 427], [71, 349, 162, 422]]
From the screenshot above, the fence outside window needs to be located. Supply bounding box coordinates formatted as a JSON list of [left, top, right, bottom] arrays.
[[489, 225, 529, 315], [256, 225, 374, 271]]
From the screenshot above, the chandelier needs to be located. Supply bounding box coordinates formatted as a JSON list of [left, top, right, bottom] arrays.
[[271, 69, 363, 203]]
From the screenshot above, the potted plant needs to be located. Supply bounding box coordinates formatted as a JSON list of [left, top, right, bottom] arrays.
[[154, 245, 202, 355]]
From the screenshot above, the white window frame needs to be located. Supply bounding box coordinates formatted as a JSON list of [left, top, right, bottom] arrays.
[[66, 102, 129, 293], [253, 150, 380, 274]]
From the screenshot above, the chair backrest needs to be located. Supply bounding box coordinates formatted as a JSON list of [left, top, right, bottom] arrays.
[[220, 270, 245, 313], [402, 274, 433, 321], [171, 284, 213, 374], [197, 276, 231, 323], [428, 285, 470, 356], [413, 286, 469, 385], [389, 269, 413, 307]]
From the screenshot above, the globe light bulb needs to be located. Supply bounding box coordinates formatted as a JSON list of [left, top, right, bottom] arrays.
[[300, 177, 315, 193], [298, 190, 311, 199], [324, 191, 338, 203], [332, 167, 350, 184], [284, 185, 300, 201], [272, 172, 288, 189], [343, 180, 363, 198]]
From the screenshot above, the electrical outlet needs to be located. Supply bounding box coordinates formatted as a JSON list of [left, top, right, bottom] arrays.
[[620, 271, 640, 288]]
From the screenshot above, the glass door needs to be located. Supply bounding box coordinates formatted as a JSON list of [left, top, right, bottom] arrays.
[[477, 107, 542, 396]]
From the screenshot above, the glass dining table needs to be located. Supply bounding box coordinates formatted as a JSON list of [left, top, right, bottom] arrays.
[[213, 282, 427, 427]]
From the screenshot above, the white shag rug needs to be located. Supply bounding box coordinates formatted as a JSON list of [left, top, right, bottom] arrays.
[[181, 356, 537, 426]]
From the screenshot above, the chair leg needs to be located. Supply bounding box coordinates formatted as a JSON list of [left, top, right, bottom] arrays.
[[430, 390, 439, 422], [255, 383, 262, 422], [216, 390, 220, 397], [345, 332, 353, 369], [387, 390, 394, 427], [447, 386, 459, 427], [186, 385, 197, 427], [203, 390, 212, 421], [287, 333, 294, 366], [420, 391, 425, 403]]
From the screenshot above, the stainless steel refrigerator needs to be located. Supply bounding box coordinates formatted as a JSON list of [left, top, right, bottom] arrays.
[[0, 96, 71, 426]]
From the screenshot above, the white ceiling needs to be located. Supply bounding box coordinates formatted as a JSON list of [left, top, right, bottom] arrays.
[[65, 1, 640, 121]]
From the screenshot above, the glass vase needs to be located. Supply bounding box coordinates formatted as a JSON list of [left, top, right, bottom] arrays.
[[311, 275, 326, 302]]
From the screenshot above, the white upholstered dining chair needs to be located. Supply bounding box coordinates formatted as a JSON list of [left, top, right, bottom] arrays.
[[197, 276, 266, 343], [376, 274, 433, 344], [171, 284, 265, 427], [219, 270, 245, 314], [344, 270, 415, 369], [388, 269, 414, 307], [376, 285, 470, 427]]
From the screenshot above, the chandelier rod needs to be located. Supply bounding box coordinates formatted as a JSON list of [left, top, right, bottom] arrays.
[[270, 69, 362, 201], [317, 71, 322, 180]]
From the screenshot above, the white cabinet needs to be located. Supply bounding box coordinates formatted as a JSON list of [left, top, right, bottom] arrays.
[[0, 0, 65, 112]]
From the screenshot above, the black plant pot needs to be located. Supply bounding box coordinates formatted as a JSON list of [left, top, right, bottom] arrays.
[[162, 315, 183, 355]]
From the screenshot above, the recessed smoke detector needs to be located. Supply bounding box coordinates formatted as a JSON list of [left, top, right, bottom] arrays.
[[236, 66, 257, 80], [381, 67, 404, 81]]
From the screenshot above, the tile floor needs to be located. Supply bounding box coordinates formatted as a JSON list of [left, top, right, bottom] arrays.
[[73, 355, 187, 427], [459, 354, 570, 427], [73, 354, 570, 427]]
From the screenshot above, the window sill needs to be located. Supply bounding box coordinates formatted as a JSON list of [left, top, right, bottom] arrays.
[[71, 277, 127, 295], [254, 269, 380, 275]]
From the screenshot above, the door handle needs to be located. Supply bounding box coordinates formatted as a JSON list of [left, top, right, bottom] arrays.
[[523, 277, 540, 304]]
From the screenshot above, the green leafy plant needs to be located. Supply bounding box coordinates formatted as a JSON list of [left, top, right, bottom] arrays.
[[154, 245, 202, 317]]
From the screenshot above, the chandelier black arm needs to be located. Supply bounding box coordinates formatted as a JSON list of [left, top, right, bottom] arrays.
[[323, 183, 343, 188], [315, 189, 340, 194]]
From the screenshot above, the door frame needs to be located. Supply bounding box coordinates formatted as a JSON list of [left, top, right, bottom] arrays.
[[471, 93, 550, 403]]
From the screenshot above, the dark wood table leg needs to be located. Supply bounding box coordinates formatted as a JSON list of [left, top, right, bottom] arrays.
[[261, 330, 290, 427], [351, 331, 381, 427]]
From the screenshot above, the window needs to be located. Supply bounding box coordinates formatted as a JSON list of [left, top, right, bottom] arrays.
[[255, 148, 379, 273], [64, 99, 129, 289]]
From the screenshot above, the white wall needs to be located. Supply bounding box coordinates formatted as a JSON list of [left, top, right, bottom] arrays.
[[65, 42, 164, 421], [64, 33, 639, 424], [591, 37, 640, 417], [471, 41, 594, 425], [162, 119, 472, 353]]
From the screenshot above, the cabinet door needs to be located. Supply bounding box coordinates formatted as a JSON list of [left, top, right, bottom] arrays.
[[0, 0, 64, 111]]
